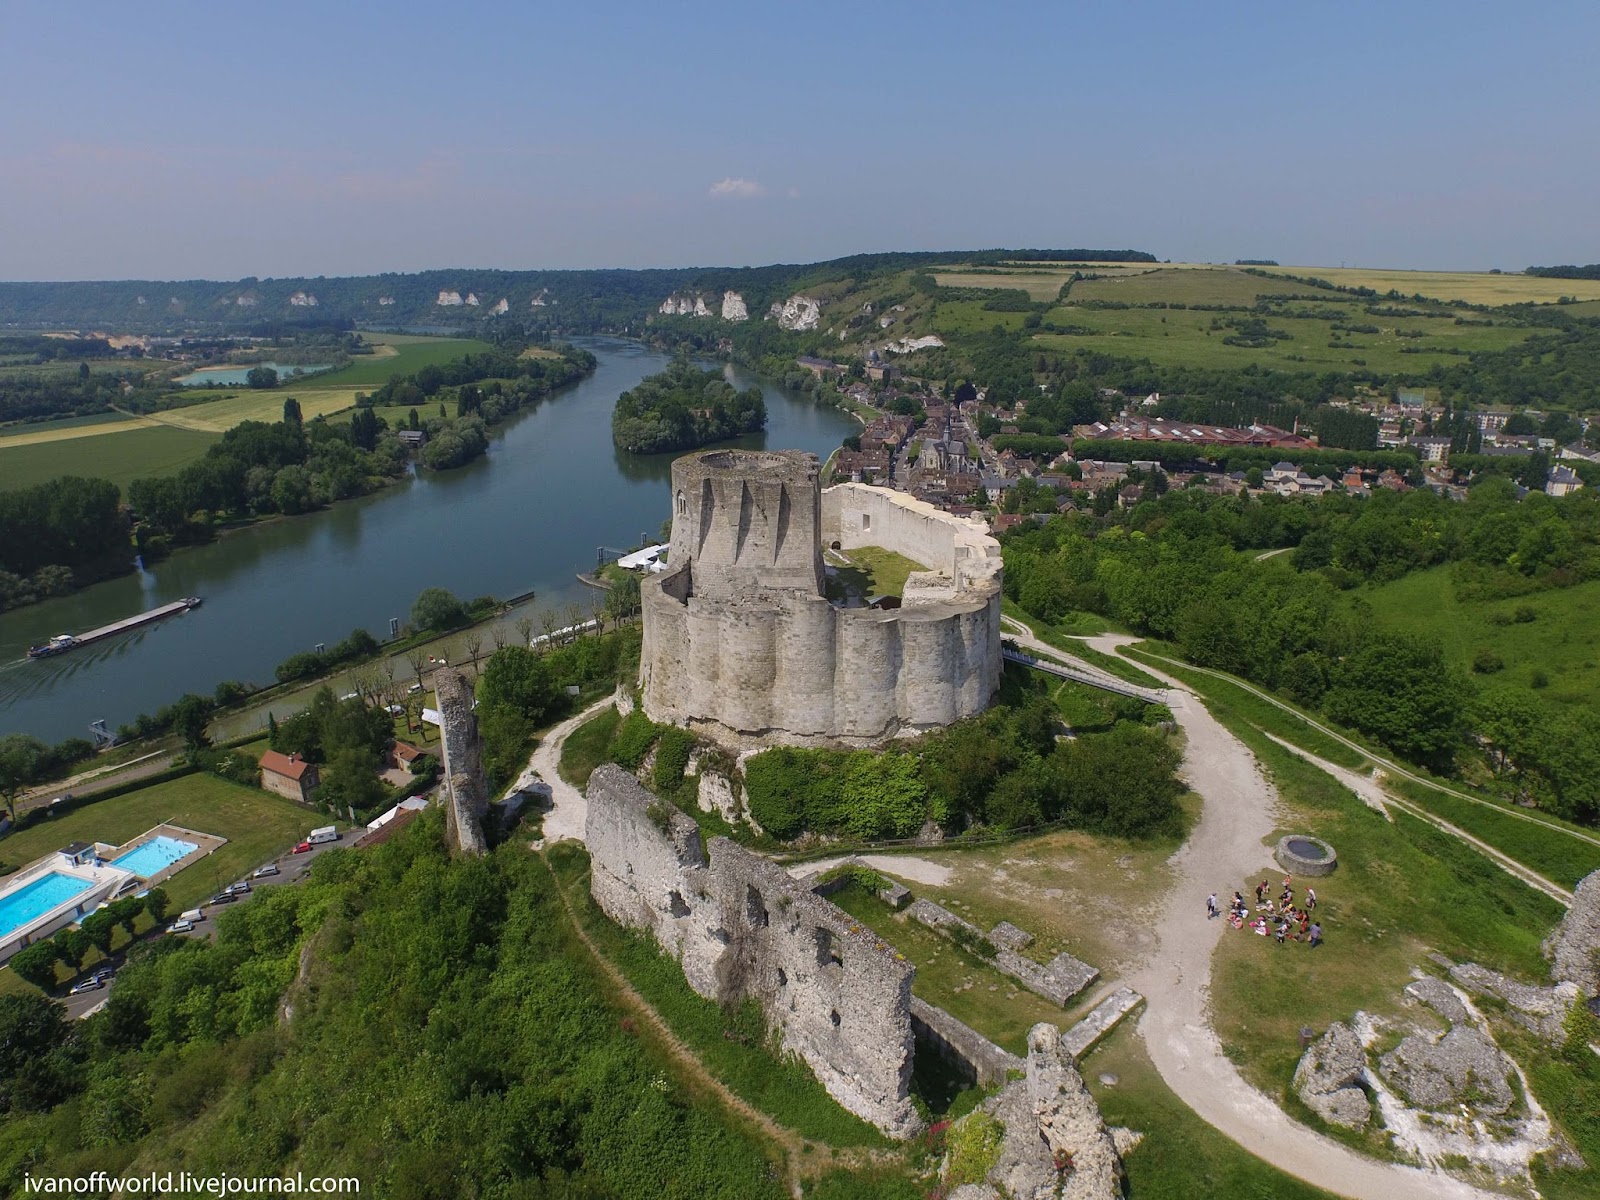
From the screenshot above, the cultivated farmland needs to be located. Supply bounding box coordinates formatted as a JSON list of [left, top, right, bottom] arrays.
[[0, 424, 219, 491]]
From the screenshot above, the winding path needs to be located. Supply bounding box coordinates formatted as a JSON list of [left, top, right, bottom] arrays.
[[524, 695, 615, 845], [1003, 623, 1503, 1200]]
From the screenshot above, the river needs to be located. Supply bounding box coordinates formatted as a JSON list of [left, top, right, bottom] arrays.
[[0, 338, 859, 743]]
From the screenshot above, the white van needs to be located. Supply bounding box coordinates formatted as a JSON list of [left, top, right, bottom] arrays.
[[179, 908, 204, 923], [308, 825, 340, 845]]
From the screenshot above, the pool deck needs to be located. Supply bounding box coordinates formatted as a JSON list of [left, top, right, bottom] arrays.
[[100, 823, 227, 886]]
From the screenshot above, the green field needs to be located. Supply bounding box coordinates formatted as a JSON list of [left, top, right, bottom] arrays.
[[1353, 566, 1600, 709], [1034, 299, 1531, 374], [0, 772, 316, 910], [0, 411, 138, 439], [0, 423, 218, 491], [1066, 267, 1328, 306], [929, 300, 1034, 335], [313, 332, 492, 389]]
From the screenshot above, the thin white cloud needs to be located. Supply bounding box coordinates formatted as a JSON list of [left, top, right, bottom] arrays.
[[709, 177, 766, 200]]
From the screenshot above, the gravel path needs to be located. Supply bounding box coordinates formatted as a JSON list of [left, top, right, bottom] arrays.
[[526, 696, 615, 846], [1008, 626, 1502, 1200]]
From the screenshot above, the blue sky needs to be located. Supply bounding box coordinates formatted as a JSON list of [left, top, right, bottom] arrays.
[[3, 1, 1597, 279]]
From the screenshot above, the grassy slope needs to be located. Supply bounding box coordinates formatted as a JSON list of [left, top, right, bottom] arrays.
[[1352, 565, 1600, 710], [559, 707, 622, 789], [311, 333, 493, 389], [0, 424, 219, 491], [0, 772, 315, 911], [1191, 690, 1563, 1098]]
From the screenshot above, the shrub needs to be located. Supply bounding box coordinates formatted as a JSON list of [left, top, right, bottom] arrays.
[[943, 1110, 1005, 1188], [609, 710, 660, 770], [652, 727, 694, 791], [1514, 605, 1538, 623], [1531, 669, 1551, 689], [1472, 648, 1506, 674]]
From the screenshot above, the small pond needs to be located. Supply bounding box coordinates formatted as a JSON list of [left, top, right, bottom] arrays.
[[175, 362, 334, 387]]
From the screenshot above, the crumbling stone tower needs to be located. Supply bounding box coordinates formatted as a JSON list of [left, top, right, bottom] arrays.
[[434, 670, 489, 856]]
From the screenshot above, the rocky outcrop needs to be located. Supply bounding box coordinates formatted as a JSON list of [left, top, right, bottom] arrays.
[[1379, 1026, 1515, 1115], [377, 295, 395, 306], [768, 294, 821, 331], [530, 288, 550, 307], [1449, 961, 1581, 1043], [720, 290, 748, 321], [437, 290, 464, 306], [490, 297, 509, 315], [884, 334, 945, 354], [942, 1023, 1132, 1200], [465, 293, 480, 306], [1292, 1021, 1372, 1128], [288, 291, 317, 307], [1546, 869, 1600, 997], [695, 769, 738, 823], [658, 292, 715, 318]]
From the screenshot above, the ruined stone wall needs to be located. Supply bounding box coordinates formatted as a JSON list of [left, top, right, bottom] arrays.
[[640, 453, 1002, 748], [434, 671, 489, 856], [585, 765, 920, 1137]]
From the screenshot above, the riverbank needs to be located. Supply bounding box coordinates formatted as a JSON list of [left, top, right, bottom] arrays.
[[1, 338, 859, 742]]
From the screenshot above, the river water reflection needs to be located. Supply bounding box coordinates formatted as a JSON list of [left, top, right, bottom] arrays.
[[0, 338, 858, 742]]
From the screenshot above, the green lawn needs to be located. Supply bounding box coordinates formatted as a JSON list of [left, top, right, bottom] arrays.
[[1083, 1027, 1343, 1200], [1201, 704, 1563, 1118], [1066, 266, 1328, 306], [0, 771, 317, 911], [1352, 566, 1600, 710], [825, 545, 928, 602], [0, 424, 219, 491]]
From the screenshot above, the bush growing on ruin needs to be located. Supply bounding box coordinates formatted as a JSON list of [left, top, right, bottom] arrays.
[[610, 710, 662, 770], [652, 728, 695, 791]]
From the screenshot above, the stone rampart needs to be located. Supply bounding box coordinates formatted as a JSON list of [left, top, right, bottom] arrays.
[[641, 452, 1002, 748], [911, 997, 1024, 1087], [585, 765, 920, 1137], [435, 671, 488, 856]]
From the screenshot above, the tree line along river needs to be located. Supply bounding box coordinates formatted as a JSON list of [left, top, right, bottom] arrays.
[[0, 338, 860, 743]]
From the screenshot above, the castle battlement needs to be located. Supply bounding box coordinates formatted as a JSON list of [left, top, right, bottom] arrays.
[[641, 449, 1002, 747]]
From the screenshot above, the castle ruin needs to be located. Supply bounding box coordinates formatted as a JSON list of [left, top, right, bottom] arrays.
[[640, 449, 1003, 747], [585, 764, 921, 1137], [435, 670, 489, 856]]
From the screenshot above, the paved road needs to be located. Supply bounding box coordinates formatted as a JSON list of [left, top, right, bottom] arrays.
[[16, 749, 178, 818]]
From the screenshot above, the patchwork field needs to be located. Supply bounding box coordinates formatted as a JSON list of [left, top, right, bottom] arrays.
[[1259, 265, 1600, 305], [0, 423, 218, 491], [144, 387, 367, 431]]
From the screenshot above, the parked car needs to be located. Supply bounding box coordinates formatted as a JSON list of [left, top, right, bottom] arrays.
[[226, 881, 251, 895], [292, 841, 313, 854], [308, 825, 339, 845], [179, 908, 204, 923], [50, 793, 75, 806], [93, 967, 114, 982], [170, 919, 195, 933], [253, 863, 280, 878], [207, 892, 236, 905], [68, 978, 104, 994]]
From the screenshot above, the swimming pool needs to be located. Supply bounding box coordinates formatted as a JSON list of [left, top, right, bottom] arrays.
[[112, 835, 198, 878], [0, 872, 94, 939]]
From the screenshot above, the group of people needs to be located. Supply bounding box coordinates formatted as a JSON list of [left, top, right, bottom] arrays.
[[1207, 877, 1322, 948]]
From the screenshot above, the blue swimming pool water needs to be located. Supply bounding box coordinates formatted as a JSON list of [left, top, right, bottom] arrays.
[[112, 835, 198, 877], [0, 872, 94, 938]]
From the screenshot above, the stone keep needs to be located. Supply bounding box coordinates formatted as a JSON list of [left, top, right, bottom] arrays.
[[640, 449, 1002, 747], [585, 764, 920, 1137], [435, 670, 489, 856]]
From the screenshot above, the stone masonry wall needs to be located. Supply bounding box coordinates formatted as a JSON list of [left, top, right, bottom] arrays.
[[641, 453, 1002, 748], [585, 765, 920, 1137], [434, 671, 489, 856]]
